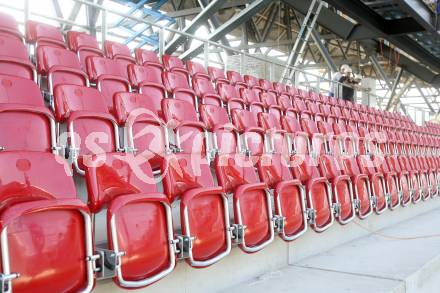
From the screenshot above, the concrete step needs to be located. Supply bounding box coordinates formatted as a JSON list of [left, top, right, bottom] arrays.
[[222, 208, 440, 293]]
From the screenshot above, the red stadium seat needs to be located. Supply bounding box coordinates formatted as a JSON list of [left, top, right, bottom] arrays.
[[0, 75, 55, 152], [114, 92, 166, 169], [213, 120, 275, 251], [162, 99, 208, 154], [339, 154, 374, 219], [127, 64, 165, 97], [319, 150, 356, 224], [199, 104, 240, 155], [227, 70, 247, 88], [0, 35, 36, 81], [26, 21, 65, 49], [36, 46, 89, 95], [231, 108, 265, 156], [259, 79, 277, 94], [86, 56, 131, 114], [53, 85, 121, 174], [187, 60, 210, 79], [134, 48, 162, 67], [244, 75, 263, 91], [0, 12, 22, 40], [217, 83, 245, 112], [104, 40, 136, 66], [162, 71, 198, 109], [67, 31, 104, 69], [191, 75, 222, 107], [255, 114, 308, 241], [208, 66, 229, 86], [161, 99, 231, 266], [162, 54, 189, 79], [240, 88, 265, 122], [85, 152, 175, 287], [0, 151, 95, 293], [357, 154, 389, 214]]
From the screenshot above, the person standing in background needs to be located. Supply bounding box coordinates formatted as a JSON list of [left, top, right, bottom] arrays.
[[337, 64, 360, 103]]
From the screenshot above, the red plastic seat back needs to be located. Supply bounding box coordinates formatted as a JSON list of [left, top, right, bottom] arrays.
[[0, 35, 28, 60], [0, 75, 43, 105], [115, 92, 165, 169], [218, 83, 240, 102], [162, 54, 186, 71], [86, 56, 128, 81], [67, 31, 103, 68], [162, 99, 206, 154], [259, 79, 274, 92], [54, 85, 117, 158], [199, 104, 230, 130], [0, 75, 53, 152], [134, 48, 162, 67], [200, 104, 237, 154], [105, 41, 132, 59], [104, 40, 135, 66], [231, 108, 264, 156], [187, 61, 208, 77], [241, 88, 261, 105], [0, 151, 76, 206], [208, 66, 227, 83], [54, 85, 108, 121], [215, 153, 260, 192], [0, 35, 34, 80], [227, 70, 245, 85], [128, 64, 163, 87], [0, 12, 21, 40], [37, 46, 87, 88], [114, 92, 163, 124], [85, 152, 157, 212], [244, 75, 260, 89], [259, 112, 282, 131], [162, 71, 196, 107], [163, 153, 214, 202], [192, 75, 217, 96], [260, 92, 278, 108], [26, 21, 65, 48], [162, 70, 191, 91], [86, 56, 130, 113]]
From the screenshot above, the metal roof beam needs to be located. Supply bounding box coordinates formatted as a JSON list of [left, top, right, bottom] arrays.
[[261, 3, 279, 42], [52, 0, 63, 19], [325, 0, 440, 72], [396, 0, 436, 32], [415, 85, 436, 113], [63, 2, 83, 31], [310, 29, 337, 72], [283, 0, 355, 39], [165, 0, 224, 54], [179, 0, 272, 60], [199, 0, 231, 52], [167, 0, 251, 18]]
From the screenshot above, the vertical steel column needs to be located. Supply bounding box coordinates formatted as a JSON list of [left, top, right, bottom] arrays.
[[24, 0, 30, 28], [204, 42, 209, 70], [101, 9, 107, 47], [159, 28, 165, 57]]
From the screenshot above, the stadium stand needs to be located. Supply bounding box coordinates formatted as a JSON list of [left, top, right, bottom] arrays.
[[0, 10, 440, 293]]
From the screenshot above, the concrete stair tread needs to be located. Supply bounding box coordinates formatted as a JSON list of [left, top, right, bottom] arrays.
[[223, 208, 440, 293]]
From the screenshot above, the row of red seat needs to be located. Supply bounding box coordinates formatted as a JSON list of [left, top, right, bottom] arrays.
[[0, 11, 440, 293]]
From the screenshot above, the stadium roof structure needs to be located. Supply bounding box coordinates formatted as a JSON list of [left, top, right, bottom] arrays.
[[1, 0, 439, 122]]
